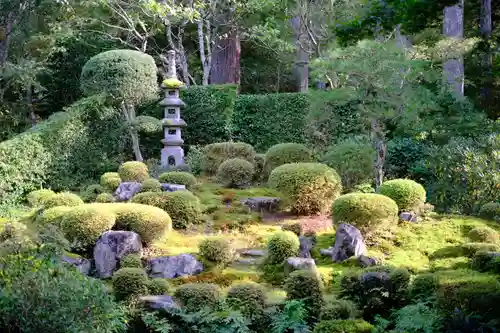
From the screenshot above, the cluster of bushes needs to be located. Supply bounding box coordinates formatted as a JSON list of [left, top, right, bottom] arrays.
[[111, 266, 170, 301]]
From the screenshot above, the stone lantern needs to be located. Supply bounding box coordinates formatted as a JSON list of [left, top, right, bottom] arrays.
[[160, 50, 186, 168]]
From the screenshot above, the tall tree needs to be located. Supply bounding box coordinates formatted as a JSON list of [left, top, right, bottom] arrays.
[[479, 0, 493, 115], [443, 0, 464, 98]]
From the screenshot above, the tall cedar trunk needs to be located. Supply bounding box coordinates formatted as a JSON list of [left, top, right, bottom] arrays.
[[290, 15, 309, 92], [479, 0, 494, 118], [0, 12, 15, 67], [121, 103, 143, 162], [443, 1, 464, 98], [371, 118, 386, 189], [27, 84, 37, 127], [210, 29, 240, 85]]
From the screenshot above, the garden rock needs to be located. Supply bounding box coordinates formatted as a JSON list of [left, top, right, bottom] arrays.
[[140, 295, 179, 310], [320, 248, 334, 256], [299, 236, 314, 258], [360, 271, 389, 290], [241, 197, 280, 213], [62, 254, 91, 275], [161, 183, 186, 192], [400, 212, 418, 223], [114, 182, 142, 201], [331, 223, 367, 262], [93, 231, 142, 279], [285, 257, 317, 274], [358, 254, 378, 268], [241, 249, 266, 257], [148, 254, 203, 278]]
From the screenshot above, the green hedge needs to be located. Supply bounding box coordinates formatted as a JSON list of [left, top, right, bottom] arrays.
[[0, 96, 128, 206], [233, 93, 309, 152]]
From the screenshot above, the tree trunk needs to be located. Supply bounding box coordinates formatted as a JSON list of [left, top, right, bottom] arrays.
[[26, 84, 37, 127], [290, 15, 309, 93], [210, 29, 240, 85], [371, 118, 386, 189], [443, 1, 464, 98], [121, 103, 143, 162], [479, 0, 493, 117], [197, 20, 211, 86], [0, 12, 15, 67]]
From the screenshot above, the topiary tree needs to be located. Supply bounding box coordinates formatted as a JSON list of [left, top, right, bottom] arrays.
[[285, 270, 324, 323], [468, 226, 499, 243], [159, 171, 197, 189], [226, 282, 267, 328], [198, 237, 234, 267], [320, 299, 359, 321], [131, 191, 202, 229], [332, 193, 398, 234], [26, 189, 56, 207], [264, 143, 313, 176], [215, 158, 254, 188], [282, 222, 302, 236], [80, 184, 105, 202], [111, 267, 149, 301], [479, 202, 500, 221], [313, 319, 374, 333], [174, 283, 221, 312], [267, 231, 300, 264], [100, 172, 122, 192], [378, 179, 426, 211], [202, 142, 256, 175], [118, 161, 150, 182], [268, 163, 342, 215], [120, 253, 143, 269], [36, 206, 73, 226], [141, 178, 162, 192], [253, 153, 265, 181], [148, 278, 171, 295], [81, 49, 160, 161], [95, 193, 115, 203], [43, 192, 84, 209]]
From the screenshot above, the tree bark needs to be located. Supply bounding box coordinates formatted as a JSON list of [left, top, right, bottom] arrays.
[[479, 0, 493, 117], [26, 84, 37, 127], [290, 15, 309, 93], [0, 12, 15, 67], [443, 1, 464, 98], [371, 118, 386, 190], [210, 29, 240, 85], [121, 103, 143, 162]]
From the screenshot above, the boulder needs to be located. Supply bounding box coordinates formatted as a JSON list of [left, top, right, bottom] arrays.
[[160, 183, 186, 192], [140, 295, 179, 310], [320, 248, 334, 256], [299, 236, 314, 258], [360, 271, 390, 290], [114, 182, 142, 201], [62, 254, 91, 275], [241, 249, 266, 257], [358, 255, 378, 268], [241, 197, 280, 213], [94, 231, 142, 279], [285, 257, 317, 275], [331, 223, 367, 262], [148, 254, 203, 279], [400, 212, 418, 223]]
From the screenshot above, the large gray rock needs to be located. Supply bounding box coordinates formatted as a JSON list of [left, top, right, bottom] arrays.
[[62, 254, 91, 275], [358, 255, 378, 268], [285, 257, 317, 275], [400, 212, 418, 223], [161, 183, 186, 192], [241, 249, 266, 257], [140, 295, 179, 310], [148, 254, 203, 279], [114, 182, 142, 201], [299, 236, 314, 258], [331, 223, 367, 262], [241, 197, 280, 213], [94, 231, 142, 279]]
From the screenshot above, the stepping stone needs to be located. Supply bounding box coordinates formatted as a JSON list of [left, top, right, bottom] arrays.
[[241, 249, 266, 257], [241, 197, 280, 213], [140, 295, 179, 310], [161, 183, 186, 192]]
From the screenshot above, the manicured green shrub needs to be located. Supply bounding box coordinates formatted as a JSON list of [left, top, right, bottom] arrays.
[[81, 49, 157, 105], [159, 171, 197, 189], [80, 184, 105, 202], [36, 206, 72, 226], [332, 193, 399, 233], [227, 282, 266, 309], [461, 242, 500, 257], [216, 158, 254, 188], [267, 231, 300, 264], [386, 137, 426, 179], [185, 145, 204, 175], [141, 178, 161, 192], [60, 205, 116, 250], [470, 251, 500, 272], [199, 237, 234, 267], [148, 278, 171, 295], [409, 273, 439, 299], [26, 189, 56, 207], [268, 163, 342, 215], [320, 299, 359, 320], [468, 226, 499, 243], [263, 143, 313, 176], [100, 172, 122, 192], [120, 253, 143, 268], [479, 202, 500, 221], [131, 191, 202, 229], [0, 253, 126, 333], [321, 138, 374, 190], [112, 203, 172, 245], [174, 283, 221, 312], [43, 192, 84, 208], [284, 270, 324, 322], [379, 179, 427, 211], [118, 161, 149, 182], [202, 142, 256, 175], [313, 319, 374, 333], [95, 193, 115, 203], [282, 222, 302, 236], [253, 153, 265, 181], [111, 267, 149, 301]]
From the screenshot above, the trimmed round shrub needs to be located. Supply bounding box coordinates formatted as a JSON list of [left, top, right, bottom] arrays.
[[227, 282, 266, 309], [120, 253, 143, 268], [199, 237, 234, 266], [471, 251, 500, 272], [332, 193, 399, 233], [285, 270, 324, 322], [321, 139, 374, 190], [43, 192, 84, 209], [313, 319, 374, 333], [321, 299, 359, 321], [268, 163, 342, 215], [36, 206, 72, 226], [468, 226, 499, 243], [100, 172, 122, 192], [282, 222, 302, 236], [60, 205, 116, 250], [202, 142, 256, 175], [148, 278, 171, 295], [118, 161, 149, 182], [141, 178, 161, 192], [27, 189, 55, 207], [264, 143, 313, 176], [81, 184, 105, 202], [461, 242, 500, 257], [479, 202, 500, 221], [409, 273, 439, 299], [112, 203, 172, 245], [379, 179, 426, 211], [81, 49, 158, 105], [111, 267, 149, 301], [131, 191, 202, 229], [95, 193, 115, 203], [215, 158, 254, 188], [267, 231, 300, 264], [174, 283, 221, 312], [159, 171, 197, 189]]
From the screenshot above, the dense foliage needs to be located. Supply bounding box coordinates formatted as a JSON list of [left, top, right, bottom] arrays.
[[215, 158, 255, 188]]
